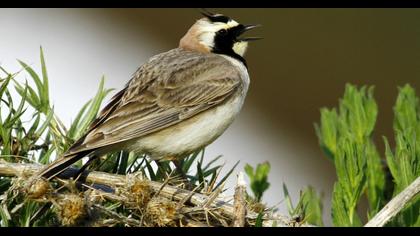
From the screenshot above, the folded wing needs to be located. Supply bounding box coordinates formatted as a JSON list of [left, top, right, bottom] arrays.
[[66, 50, 243, 156]]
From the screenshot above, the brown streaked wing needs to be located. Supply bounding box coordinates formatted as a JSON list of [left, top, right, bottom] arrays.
[[65, 49, 242, 156]]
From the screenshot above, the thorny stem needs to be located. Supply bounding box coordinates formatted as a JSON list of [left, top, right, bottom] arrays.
[[0, 161, 314, 227]]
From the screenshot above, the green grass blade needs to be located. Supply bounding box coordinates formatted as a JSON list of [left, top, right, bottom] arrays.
[[17, 60, 44, 107], [67, 100, 91, 139], [213, 160, 239, 191], [39, 47, 50, 108], [282, 183, 294, 215], [181, 150, 200, 173], [14, 82, 40, 110], [0, 74, 12, 98], [196, 161, 205, 185], [26, 114, 41, 139], [254, 212, 263, 227], [39, 145, 55, 164], [203, 155, 222, 170], [76, 77, 112, 139], [35, 109, 54, 138]]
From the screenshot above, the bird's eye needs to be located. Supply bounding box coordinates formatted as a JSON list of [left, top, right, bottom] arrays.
[[218, 29, 228, 35]]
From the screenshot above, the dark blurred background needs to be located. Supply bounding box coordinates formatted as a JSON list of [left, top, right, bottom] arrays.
[[2, 8, 420, 225]]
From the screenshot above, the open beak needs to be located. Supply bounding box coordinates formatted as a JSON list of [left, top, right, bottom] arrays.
[[237, 24, 263, 42]]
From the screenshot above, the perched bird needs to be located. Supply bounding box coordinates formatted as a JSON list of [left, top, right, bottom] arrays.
[[37, 11, 261, 180]]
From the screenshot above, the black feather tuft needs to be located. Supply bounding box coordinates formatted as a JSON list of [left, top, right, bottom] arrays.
[[199, 9, 231, 23]]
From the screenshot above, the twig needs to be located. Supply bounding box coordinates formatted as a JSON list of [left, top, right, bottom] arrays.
[[92, 204, 141, 226], [182, 218, 210, 227], [232, 172, 246, 227], [202, 182, 224, 209], [365, 176, 420, 227], [0, 161, 313, 227]]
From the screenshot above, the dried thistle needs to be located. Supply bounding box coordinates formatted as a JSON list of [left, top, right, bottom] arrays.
[[84, 189, 106, 204], [25, 177, 51, 199], [55, 193, 87, 226], [145, 196, 178, 227], [124, 174, 152, 208]]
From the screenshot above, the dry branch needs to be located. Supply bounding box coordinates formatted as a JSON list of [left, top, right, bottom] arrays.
[[365, 176, 420, 227], [0, 161, 313, 227]]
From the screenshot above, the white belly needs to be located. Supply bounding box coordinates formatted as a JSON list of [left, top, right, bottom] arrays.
[[131, 94, 246, 159]]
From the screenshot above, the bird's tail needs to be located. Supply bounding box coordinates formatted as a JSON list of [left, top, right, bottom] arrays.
[[37, 151, 90, 180]]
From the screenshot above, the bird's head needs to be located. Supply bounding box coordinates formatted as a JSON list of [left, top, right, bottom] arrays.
[[179, 10, 261, 61]]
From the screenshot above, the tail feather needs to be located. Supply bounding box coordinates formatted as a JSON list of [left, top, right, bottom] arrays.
[[38, 152, 89, 180]]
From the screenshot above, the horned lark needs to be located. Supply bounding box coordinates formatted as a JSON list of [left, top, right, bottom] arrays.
[[38, 11, 261, 179]]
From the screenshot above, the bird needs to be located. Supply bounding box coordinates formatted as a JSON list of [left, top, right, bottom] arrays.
[[37, 10, 261, 180]]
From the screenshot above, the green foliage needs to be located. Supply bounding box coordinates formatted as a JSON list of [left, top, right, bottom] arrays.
[[16, 56, 49, 114], [254, 212, 264, 227], [283, 184, 324, 226], [0, 48, 113, 226], [383, 85, 420, 226], [14, 47, 64, 156], [244, 162, 270, 202], [316, 84, 385, 226], [316, 83, 419, 227]]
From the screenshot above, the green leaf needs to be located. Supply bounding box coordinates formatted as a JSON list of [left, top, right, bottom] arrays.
[[0, 74, 12, 98], [67, 100, 91, 140], [244, 164, 254, 182], [282, 183, 294, 216], [300, 186, 324, 226], [315, 108, 339, 159], [10, 82, 28, 127], [384, 137, 398, 183], [181, 149, 201, 174], [245, 162, 271, 202], [17, 60, 43, 96], [203, 154, 222, 171], [213, 160, 239, 191], [35, 108, 54, 139], [383, 84, 420, 226], [39, 146, 56, 165], [74, 77, 112, 139], [332, 184, 350, 226], [202, 165, 222, 177], [14, 81, 40, 110], [255, 212, 264, 227], [17, 60, 46, 111], [26, 114, 41, 139], [0, 204, 11, 227], [40, 47, 50, 109], [365, 141, 385, 217], [196, 161, 205, 185]]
